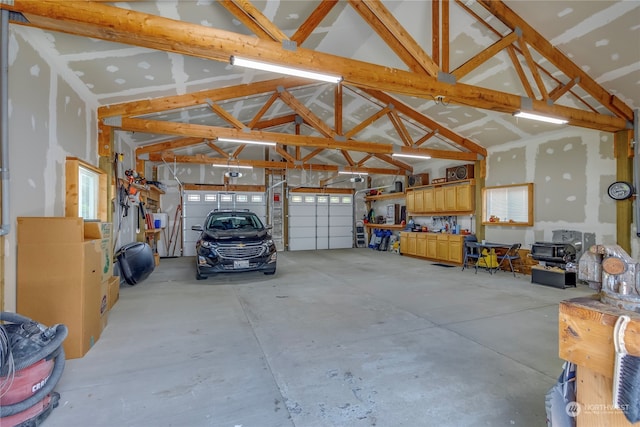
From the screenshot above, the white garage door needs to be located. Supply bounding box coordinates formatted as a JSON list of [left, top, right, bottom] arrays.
[[182, 191, 266, 256], [288, 193, 353, 251]]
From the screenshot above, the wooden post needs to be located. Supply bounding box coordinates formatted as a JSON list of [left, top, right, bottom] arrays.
[[614, 130, 633, 253]]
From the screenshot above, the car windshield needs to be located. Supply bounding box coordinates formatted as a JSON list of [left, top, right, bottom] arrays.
[[205, 212, 264, 231]]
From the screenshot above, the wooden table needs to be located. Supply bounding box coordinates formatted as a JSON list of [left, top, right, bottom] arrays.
[[559, 296, 640, 426]]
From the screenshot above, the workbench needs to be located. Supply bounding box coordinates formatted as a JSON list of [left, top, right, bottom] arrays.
[[559, 296, 640, 426]]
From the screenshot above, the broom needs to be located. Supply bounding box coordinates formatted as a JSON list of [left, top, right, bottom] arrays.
[[612, 315, 640, 423]]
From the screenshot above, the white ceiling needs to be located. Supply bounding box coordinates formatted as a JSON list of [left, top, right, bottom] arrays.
[[7, 0, 640, 171]]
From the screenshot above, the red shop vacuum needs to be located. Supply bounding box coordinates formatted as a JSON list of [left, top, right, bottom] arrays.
[[0, 312, 67, 427]]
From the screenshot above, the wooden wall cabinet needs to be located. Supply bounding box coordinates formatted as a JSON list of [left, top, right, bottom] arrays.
[[406, 181, 474, 215]]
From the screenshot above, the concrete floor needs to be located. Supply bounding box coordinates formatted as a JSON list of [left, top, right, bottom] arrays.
[[43, 249, 592, 427]]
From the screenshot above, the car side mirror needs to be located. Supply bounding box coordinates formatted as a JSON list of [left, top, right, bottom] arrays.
[[191, 225, 203, 231], [265, 224, 273, 230]]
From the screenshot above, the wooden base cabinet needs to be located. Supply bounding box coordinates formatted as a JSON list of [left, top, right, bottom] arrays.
[[400, 232, 464, 264]]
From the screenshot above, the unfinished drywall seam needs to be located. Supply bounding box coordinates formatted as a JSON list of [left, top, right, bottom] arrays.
[[43, 66, 59, 216]]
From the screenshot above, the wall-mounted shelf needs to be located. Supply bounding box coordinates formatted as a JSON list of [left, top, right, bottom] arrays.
[[364, 223, 405, 230], [406, 178, 475, 190], [364, 192, 405, 202]]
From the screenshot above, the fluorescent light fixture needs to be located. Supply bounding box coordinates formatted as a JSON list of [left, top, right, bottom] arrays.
[[231, 56, 343, 84], [338, 171, 368, 175], [217, 137, 276, 147], [392, 153, 432, 160], [513, 111, 568, 125], [212, 164, 253, 170]]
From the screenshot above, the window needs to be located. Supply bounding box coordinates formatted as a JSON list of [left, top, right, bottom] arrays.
[[65, 157, 107, 221], [204, 194, 216, 202], [187, 194, 201, 202], [482, 183, 534, 226]]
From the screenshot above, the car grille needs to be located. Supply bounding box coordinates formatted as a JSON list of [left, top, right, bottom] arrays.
[[216, 242, 265, 259]]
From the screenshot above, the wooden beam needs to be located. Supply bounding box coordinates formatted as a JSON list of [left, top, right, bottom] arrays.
[[549, 78, 578, 102], [5, 0, 629, 130], [506, 46, 535, 99], [373, 153, 413, 172], [277, 88, 335, 137], [291, 0, 339, 44], [348, 0, 439, 76], [119, 117, 390, 154], [477, 0, 634, 122], [335, 83, 343, 136], [432, 1, 439, 66], [362, 89, 487, 157], [149, 152, 404, 176], [442, 0, 449, 73], [518, 36, 549, 100], [344, 106, 392, 140], [208, 102, 246, 129], [98, 77, 309, 119], [207, 141, 231, 157], [247, 92, 279, 129], [387, 109, 413, 146], [218, 0, 289, 42], [452, 31, 518, 80]]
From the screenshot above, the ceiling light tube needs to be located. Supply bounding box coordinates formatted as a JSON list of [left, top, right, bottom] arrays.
[[212, 164, 253, 169], [217, 137, 276, 146], [513, 111, 568, 125], [338, 171, 368, 175], [391, 153, 432, 160], [231, 56, 343, 84]]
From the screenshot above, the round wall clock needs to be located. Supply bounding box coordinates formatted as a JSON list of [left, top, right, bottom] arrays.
[[607, 181, 634, 200]]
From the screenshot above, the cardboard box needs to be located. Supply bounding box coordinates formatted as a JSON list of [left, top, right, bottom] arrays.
[[85, 222, 113, 281], [107, 275, 120, 311], [17, 237, 103, 359], [18, 216, 84, 243]]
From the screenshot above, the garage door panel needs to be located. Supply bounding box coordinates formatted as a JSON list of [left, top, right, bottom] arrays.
[[330, 236, 353, 249], [288, 192, 353, 251], [289, 238, 317, 251]]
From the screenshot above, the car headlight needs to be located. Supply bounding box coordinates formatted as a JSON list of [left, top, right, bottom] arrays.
[[201, 240, 215, 249], [265, 239, 274, 247]]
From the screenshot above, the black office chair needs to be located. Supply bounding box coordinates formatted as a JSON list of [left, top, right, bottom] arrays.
[[462, 240, 481, 273], [497, 243, 523, 276]]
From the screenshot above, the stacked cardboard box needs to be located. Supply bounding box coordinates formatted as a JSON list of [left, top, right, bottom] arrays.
[[17, 217, 116, 359]]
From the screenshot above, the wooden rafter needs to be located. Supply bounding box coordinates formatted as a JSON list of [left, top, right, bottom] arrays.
[[517, 36, 549, 100], [387, 110, 413, 147], [344, 106, 392, 140], [348, 0, 439, 76], [506, 46, 535, 99], [148, 152, 406, 176], [218, 0, 289, 42], [549, 78, 579, 103], [362, 89, 487, 157], [452, 31, 519, 80], [457, 0, 602, 115], [207, 141, 229, 157], [477, 0, 634, 121], [3, 0, 627, 130], [415, 130, 438, 147], [278, 88, 335, 138], [247, 92, 280, 129], [208, 102, 246, 129], [291, 0, 339, 44]]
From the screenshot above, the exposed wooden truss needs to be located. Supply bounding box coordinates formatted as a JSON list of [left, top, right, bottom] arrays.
[[3, 0, 633, 175]]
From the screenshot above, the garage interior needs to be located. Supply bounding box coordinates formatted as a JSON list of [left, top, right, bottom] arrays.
[[1, 1, 639, 426]]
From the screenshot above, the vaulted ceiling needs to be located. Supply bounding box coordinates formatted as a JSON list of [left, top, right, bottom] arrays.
[[3, 1, 638, 177]]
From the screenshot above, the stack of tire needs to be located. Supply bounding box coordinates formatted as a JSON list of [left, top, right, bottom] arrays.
[[0, 312, 67, 427]]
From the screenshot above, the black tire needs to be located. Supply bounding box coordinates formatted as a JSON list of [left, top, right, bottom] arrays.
[[196, 271, 207, 280], [264, 268, 276, 275]]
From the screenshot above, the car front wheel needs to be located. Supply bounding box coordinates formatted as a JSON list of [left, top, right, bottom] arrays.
[[196, 270, 207, 280]]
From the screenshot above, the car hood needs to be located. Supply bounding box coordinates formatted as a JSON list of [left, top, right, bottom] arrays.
[[203, 228, 270, 243]]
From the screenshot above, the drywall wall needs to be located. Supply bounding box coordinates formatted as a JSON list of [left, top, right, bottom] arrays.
[[5, 28, 97, 311], [484, 127, 617, 254]]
